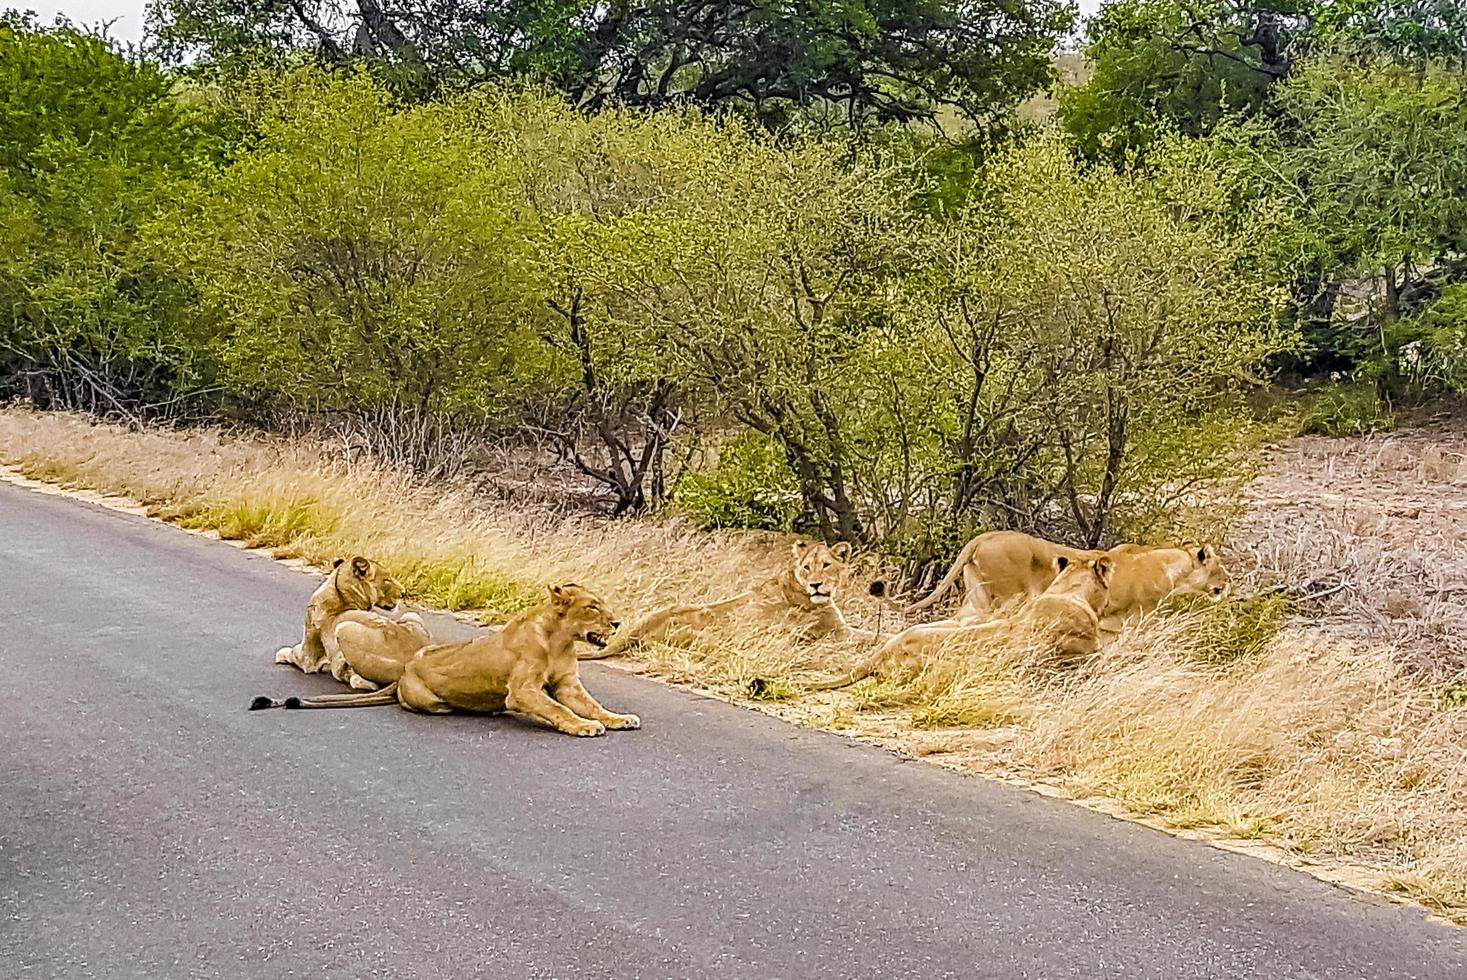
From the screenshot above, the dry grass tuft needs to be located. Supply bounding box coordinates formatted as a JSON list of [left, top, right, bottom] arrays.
[[3, 406, 1466, 924], [0, 410, 882, 626]]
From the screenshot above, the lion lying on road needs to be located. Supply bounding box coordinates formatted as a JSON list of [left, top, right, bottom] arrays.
[[895, 530, 1228, 629], [806, 553, 1115, 691], [251, 584, 640, 738], [581, 540, 866, 660], [274, 555, 429, 691]]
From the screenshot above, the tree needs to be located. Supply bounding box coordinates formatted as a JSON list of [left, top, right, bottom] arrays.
[[892, 134, 1290, 552], [1060, 0, 1467, 160], [147, 0, 1075, 128], [149, 71, 555, 476], [1060, 0, 1308, 160], [1230, 56, 1467, 377], [549, 130, 916, 540], [0, 15, 227, 418]]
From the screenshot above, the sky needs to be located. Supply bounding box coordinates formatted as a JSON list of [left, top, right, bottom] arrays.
[[13, 0, 1107, 51], [17, 0, 147, 44]]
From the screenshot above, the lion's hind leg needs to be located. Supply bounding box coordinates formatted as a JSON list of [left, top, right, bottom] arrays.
[[333, 613, 430, 688]]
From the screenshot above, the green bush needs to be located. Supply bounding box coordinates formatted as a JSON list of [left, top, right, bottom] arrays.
[[1162, 592, 1294, 665], [1415, 284, 1467, 395], [0, 17, 230, 417], [675, 434, 802, 531], [1295, 383, 1396, 436]]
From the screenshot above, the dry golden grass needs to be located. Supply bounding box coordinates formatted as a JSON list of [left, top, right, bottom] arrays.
[[2, 406, 1465, 924]]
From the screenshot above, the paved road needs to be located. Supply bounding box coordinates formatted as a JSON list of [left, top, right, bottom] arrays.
[[2, 479, 1465, 980]]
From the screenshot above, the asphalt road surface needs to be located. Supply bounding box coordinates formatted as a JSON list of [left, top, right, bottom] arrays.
[[2, 479, 1465, 980]]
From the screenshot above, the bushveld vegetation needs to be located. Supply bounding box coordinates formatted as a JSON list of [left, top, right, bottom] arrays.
[[3, 0, 1467, 920], [4, 12, 1466, 560]]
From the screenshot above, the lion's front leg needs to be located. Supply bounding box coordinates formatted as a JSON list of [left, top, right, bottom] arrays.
[[551, 676, 640, 731], [505, 684, 606, 737], [275, 636, 329, 673]]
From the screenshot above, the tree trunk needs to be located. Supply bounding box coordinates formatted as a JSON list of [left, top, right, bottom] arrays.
[[1383, 264, 1401, 324]]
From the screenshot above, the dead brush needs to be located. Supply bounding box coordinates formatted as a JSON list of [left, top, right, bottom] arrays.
[[1009, 626, 1467, 908]]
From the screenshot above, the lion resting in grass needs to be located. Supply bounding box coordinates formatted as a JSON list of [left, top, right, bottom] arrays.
[[897, 530, 1228, 629], [581, 540, 865, 660], [806, 553, 1115, 691], [275, 557, 423, 690], [251, 584, 640, 738]]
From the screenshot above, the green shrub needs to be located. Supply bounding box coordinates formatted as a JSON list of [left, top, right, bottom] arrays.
[[674, 433, 802, 531], [1295, 383, 1396, 436], [1163, 592, 1293, 664]]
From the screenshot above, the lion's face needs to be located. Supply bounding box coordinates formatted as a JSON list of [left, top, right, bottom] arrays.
[[790, 541, 851, 605], [334, 556, 405, 611], [1179, 544, 1230, 598], [548, 583, 620, 648], [1053, 553, 1114, 602]]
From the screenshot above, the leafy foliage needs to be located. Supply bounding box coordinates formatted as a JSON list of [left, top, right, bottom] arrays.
[[1227, 56, 1467, 385], [0, 16, 229, 418], [147, 0, 1074, 129], [675, 433, 802, 532], [891, 134, 1290, 550], [146, 72, 557, 475], [1060, 0, 1466, 161]]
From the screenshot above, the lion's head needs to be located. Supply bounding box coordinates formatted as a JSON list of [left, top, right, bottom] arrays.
[[1052, 553, 1115, 606], [1177, 543, 1230, 598], [333, 555, 405, 612], [790, 540, 851, 606], [548, 583, 620, 648]]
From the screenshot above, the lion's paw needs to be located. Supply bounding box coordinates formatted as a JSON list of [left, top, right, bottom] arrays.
[[565, 719, 607, 738], [348, 674, 380, 692], [274, 646, 296, 665], [604, 713, 641, 731]]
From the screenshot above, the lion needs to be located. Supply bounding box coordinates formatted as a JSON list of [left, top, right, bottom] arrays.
[[580, 540, 864, 660], [330, 611, 433, 691], [805, 553, 1115, 691], [274, 556, 413, 689], [250, 583, 640, 738], [892, 530, 1228, 629]]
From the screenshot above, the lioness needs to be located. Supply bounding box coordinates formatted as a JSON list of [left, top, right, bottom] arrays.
[[251, 584, 640, 738], [331, 612, 432, 691], [806, 553, 1115, 691], [896, 530, 1228, 629], [274, 556, 411, 687], [581, 540, 863, 660]]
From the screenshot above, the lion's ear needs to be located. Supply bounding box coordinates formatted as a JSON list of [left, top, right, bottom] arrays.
[[1197, 547, 1209, 563], [351, 556, 371, 577], [830, 542, 852, 562], [1094, 556, 1114, 584], [791, 541, 810, 559], [332, 558, 345, 568], [549, 584, 574, 608], [1055, 555, 1069, 572]]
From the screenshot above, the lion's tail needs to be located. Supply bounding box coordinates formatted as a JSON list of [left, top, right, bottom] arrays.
[[800, 666, 878, 692], [249, 682, 400, 711], [901, 536, 981, 614]]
